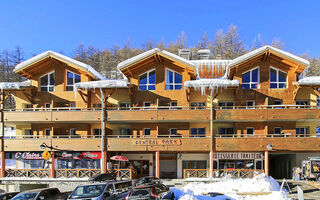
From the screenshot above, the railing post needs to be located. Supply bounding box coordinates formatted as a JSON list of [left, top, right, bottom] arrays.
[[265, 150, 269, 176]]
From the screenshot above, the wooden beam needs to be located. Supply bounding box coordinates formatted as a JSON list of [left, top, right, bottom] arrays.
[[293, 85, 300, 100], [313, 87, 320, 97], [294, 64, 300, 73]]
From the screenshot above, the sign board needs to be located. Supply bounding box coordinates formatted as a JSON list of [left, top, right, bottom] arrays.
[[213, 152, 264, 160], [57, 152, 101, 159], [42, 151, 51, 160], [135, 139, 182, 146], [15, 152, 43, 160]]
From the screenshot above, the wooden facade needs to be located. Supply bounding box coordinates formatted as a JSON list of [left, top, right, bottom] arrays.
[[0, 47, 319, 179]]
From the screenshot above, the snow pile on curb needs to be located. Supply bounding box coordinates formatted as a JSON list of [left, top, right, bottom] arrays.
[[173, 174, 290, 200]]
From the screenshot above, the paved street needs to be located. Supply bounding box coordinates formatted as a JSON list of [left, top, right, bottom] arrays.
[[278, 180, 320, 200]]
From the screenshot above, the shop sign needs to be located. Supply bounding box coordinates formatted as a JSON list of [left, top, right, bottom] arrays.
[[58, 152, 101, 159], [15, 152, 43, 160], [213, 152, 264, 160], [135, 139, 182, 146]]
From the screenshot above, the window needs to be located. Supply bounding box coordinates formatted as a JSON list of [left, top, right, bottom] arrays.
[[190, 102, 206, 109], [274, 127, 282, 135], [70, 128, 76, 136], [169, 101, 178, 109], [170, 128, 177, 136], [270, 67, 287, 89], [24, 104, 33, 109], [143, 128, 151, 136], [218, 101, 234, 109], [246, 101, 255, 109], [45, 129, 51, 136], [25, 129, 32, 137], [66, 71, 81, 91], [296, 127, 308, 137], [45, 103, 50, 108], [93, 103, 102, 110], [119, 103, 131, 110], [242, 67, 259, 89], [139, 69, 155, 90], [69, 102, 76, 108], [190, 128, 205, 137], [143, 102, 151, 110], [296, 100, 309, 108], [246, 128, 254, 135], [93, 129, 101, 138], [40, 71, 55, 92], [165, 69, 182, 90], [218, 128, 234, 137], [119, 128, 131, 137]]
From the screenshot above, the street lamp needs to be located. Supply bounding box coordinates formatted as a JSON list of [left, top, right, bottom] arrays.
[[266, 144, 274, 151]]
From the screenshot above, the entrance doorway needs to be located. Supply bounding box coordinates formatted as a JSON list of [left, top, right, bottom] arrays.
[[131, 160, 149, 178], [269, 154, 295, 179]]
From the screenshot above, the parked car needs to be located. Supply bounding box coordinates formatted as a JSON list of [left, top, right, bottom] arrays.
[[89, 171, 117, 182], [68, 180, 132, 200], [126, 183, 174, 200], [134, 177, 160, 186], [12, 188, 61, 200], [0, 192, 19, 200]]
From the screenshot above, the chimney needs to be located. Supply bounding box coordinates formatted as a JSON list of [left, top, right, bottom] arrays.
[[197, 49, 210, 60], [178, 49, 192, 60]]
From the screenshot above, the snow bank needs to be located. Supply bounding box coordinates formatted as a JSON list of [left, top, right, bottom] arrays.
[[4, 127, 16, 137], [173, 174, 290, 200], [74, 79, 129, 90], [298, 76, 320, 85], [184, 78, 239, 95]]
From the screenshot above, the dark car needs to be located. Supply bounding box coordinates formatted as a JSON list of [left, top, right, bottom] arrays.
[[12, 188, 61, 200], [68, 180, 132, 200], [90, 171, 117, 182], [0, 192, 19, 200], [134, 177, 160, 186], [126, 184, 174, 200]]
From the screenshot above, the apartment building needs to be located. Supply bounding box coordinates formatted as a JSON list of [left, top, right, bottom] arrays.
[[0, 46, 319, 180]]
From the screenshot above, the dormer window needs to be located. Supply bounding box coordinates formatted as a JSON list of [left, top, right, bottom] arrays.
[[66, 71, 81, 91], [270, 67, 287, 89], [40, 71, 55, 92], [242, 67, 259, 89], [139, 69, 155, 91], [165, 69, 182, 90]]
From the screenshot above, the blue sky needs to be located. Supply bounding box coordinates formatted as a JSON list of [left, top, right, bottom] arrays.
[[0, 0, 319, 59]]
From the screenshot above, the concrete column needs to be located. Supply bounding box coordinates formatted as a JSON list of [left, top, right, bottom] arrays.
[[155, 151, 160, 178], [265, 150, 269, 176], [50, 151, 55, 178]]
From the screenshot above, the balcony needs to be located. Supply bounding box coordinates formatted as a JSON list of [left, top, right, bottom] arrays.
[[106, 106, 210, 122], [4, 108, 101, 123], [215, 134, 320, 152], [215, 105, 320, 121], [106, 135, 211, 152], [4, 135, 101, 151]]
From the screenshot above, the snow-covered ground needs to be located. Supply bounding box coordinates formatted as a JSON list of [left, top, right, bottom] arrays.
[[173, 174, 290, 200]]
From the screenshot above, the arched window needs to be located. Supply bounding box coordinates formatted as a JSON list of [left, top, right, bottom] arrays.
[[165, 69, 182, 90], [139, 69, 155, 90]]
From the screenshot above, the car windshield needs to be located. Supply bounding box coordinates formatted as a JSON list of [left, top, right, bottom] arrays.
[[12, 192, 38, 200], [69, 184, 107, 199]]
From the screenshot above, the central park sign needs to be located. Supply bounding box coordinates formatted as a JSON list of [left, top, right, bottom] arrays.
[[135, 139, 182, 145]]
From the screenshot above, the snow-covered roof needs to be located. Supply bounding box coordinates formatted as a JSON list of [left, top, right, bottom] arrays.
[[0, 80, 31, 91], [184, 78, 239, 95], [74, 79, 129, 91], [228, 45, 310, 69], [117, 48, 196, 75], [14, 51, 105, 80], [298, 76, 320, 86]]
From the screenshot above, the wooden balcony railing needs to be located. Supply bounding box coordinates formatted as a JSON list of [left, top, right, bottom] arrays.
[[213, 169, 264, 178], [216, 133, 316, 138], [55, 169, 101, 178], [184, 169, 209, 179], [5, 169, 50, 178], [113, 169, 136, 179]]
